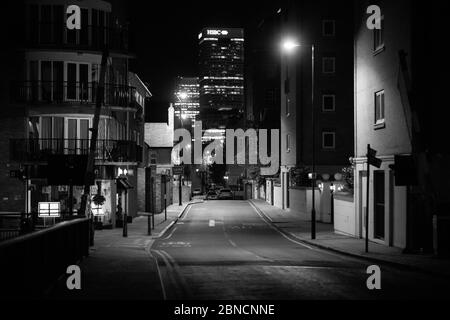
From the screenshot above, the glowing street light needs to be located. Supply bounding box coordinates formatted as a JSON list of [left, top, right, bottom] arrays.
[[281, 38, 300, 54]]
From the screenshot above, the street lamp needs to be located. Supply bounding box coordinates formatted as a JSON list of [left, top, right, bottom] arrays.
[[281, 37, 316, 240]]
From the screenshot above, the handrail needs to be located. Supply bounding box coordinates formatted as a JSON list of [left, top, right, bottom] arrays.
[[0, 217, 88, 249]]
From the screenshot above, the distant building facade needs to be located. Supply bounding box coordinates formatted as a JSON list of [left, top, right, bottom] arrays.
[[198, 27, 245, 130], [172, 77, 199, 130]]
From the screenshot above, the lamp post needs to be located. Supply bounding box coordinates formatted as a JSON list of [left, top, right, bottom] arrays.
[[282, 38, 316, 240]]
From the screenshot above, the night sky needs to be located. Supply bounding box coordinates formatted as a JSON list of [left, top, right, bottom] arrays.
[[113, 0, 282, 102]]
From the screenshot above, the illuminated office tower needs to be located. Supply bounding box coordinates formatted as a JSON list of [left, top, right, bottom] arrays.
[[173, 76, 200, 130], [198, 28, 245, 131]]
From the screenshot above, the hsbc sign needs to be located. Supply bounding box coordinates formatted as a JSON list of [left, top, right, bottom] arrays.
[[207, 30, 229, 36]]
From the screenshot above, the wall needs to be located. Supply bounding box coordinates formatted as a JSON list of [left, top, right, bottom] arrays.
[[288, 188, 308, 220], [273, 185, 282, 209], [334, 193, 356, 236], [173, 185, 191, 206], [137, 167, 146, 213], [306, 189, 321, 222], [145, 107, 174, 148]]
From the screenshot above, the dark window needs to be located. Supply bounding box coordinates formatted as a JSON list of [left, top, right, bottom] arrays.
[[41, 5, 52, 44], [322, 94, 335, 112], [322, 132, 335, 149], [323, 20, 335, 36], [322, 57, 335, 74]]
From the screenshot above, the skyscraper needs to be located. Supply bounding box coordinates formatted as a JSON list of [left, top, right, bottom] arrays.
[[173, 77, 200, 130], [198, 28, 245, 130]]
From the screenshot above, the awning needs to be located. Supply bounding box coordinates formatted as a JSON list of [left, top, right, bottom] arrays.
[[116, 177, 133, 191]]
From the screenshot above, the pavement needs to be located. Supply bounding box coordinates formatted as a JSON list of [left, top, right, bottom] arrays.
[[249, 199, 450, 278], [44, 200, 201, 300]]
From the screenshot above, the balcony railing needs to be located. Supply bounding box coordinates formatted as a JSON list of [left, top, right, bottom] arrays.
[[12, 81, 136, 108], [10, 139, 143, 163], [27, 23, 129, 53]]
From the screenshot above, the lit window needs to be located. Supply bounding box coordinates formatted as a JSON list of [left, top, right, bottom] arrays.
[[322, 94, 335, 112], [375, 90, 385, 126], [323, 20, 335, 37], [322, 57, 335, 74], [322, 132, 336, 149]]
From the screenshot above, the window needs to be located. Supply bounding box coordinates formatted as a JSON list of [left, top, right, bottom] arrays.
[[373, 16, 384, 52], [322, 94, 335, 112], [322, 132, 336, 149], [323, 20, 335, 37], [375, 90, 385, 127], [286, 134, 291, 153], [322, 57, 335, 74]]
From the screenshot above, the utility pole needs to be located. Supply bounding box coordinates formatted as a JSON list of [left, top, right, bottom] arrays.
[[79, 48, 109, 245]]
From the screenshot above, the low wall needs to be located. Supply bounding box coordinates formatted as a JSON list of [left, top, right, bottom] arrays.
[[334, 193, 356, 236], [306, 189, 322, 221], [274, 185, 282, 209], [289, 188, 308, 220], [0, 218, 90, 298], [173, 185, 191, 205]]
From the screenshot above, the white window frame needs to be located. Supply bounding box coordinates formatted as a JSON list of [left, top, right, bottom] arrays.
[[322, 94, 336, 112], [322, 57, 336, 74], [375, 90, 385, 127], [322, 20, 336, 37], [373, 15, 385, 53], [322, 131, 336, 150], [286, 134, 291, 153]]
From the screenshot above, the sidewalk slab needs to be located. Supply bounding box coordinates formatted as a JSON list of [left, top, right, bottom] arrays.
[[250, 199, 450, 278]]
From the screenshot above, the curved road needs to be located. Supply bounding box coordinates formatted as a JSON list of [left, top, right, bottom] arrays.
[[150, 200, 449, 300]]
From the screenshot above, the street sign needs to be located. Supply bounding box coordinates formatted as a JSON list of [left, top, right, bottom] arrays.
[[367, 147, 382, 168], [38, 202, 61, 218], [173, 165, 184, 176]]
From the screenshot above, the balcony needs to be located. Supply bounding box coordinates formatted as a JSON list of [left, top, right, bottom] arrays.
[[11, 81, 137, 109], [27, 23, 129, 53], [10, 139, 143, 164]]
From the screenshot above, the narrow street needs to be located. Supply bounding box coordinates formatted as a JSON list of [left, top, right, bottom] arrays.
[[150, 201, 450, 300]]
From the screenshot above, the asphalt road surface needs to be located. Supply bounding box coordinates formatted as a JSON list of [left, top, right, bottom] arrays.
[[151, 200, 450, 300]]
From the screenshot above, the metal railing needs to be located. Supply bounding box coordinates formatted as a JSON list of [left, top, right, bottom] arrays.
[[0, 218, 89, 298], [12, 81, 136, 108], [10, 139, 143, 163]]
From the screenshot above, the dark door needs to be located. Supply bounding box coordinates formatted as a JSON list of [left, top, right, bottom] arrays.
[[374, 171, 385, 240]]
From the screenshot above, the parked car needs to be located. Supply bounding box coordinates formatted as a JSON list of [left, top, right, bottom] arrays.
[[218, 188, 233, 200], [192, 188, 202, 197], [206, 190, 219, 200]]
